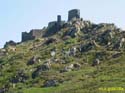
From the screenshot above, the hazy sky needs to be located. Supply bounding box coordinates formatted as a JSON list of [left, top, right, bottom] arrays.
[[0, 0, 125, 48]]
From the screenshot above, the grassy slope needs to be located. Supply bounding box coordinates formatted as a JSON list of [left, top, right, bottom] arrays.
[[1, 38, 125, 93], [23, 40, 125, 93], [23, 61, 125, 93]]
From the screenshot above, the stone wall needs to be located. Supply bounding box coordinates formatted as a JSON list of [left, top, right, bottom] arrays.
[[68, 9, 80, 21], [22, 29, 43, 42], [21, 9, 80, 41], [48, 21, 57, 28], [31, 29, 43, 38], [44, 15, 65, 37], [22, 32, 34, 42]]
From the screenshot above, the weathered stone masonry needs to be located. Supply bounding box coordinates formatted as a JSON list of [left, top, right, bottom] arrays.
[[22, 29, 43, 42], [22, 9, 81, 42]]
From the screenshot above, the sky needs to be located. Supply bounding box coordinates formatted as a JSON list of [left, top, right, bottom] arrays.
[[0, 0, 125, 48]]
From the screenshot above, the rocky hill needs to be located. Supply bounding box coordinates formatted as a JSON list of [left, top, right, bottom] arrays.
[[0, 9, 125, 93]]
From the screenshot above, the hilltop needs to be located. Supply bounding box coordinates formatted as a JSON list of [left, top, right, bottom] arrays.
[[0, 9, 125, 93]]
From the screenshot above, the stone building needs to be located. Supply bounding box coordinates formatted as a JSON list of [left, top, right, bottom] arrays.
[[22, 29, 43, 42], [22, 9, 80, 41], [48, 15, 65, 29], [43, 15, 65, 37], [68, 9, 80, 21]]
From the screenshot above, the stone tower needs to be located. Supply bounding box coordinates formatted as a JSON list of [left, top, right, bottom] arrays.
[[57, 15, 61, 23], [57, 15, 62, 31], [68, 9, 80, 21]]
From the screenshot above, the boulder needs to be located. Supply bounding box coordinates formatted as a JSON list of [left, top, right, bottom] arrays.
[[40, 62, 51, 71], [113, 38, 125, 50], [67, 27, 77, 37], [61, 63, 81, 72], [69, 47, 77, 56], [10, 70, 29, 83], [0, 49, 6, 57], [50, 51, 56, 57], [92, 59, 100, 66], [62, 36, 71, 41], [27, 56, 37, 65], [112, 53, 122, 58], [4, 40, 16, 48], [119, 38, 125, 49], [5, 46, 16, 52], [0, 88, 5, 93], [80, 42, 93, 52], [43, 80, 59, 87], [73, 63, 81, 69], [99, 30, 113, 45], [32, 62, 51, 78], [44, 38, 57, 45]]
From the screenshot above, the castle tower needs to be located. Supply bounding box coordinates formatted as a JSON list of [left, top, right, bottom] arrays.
[[57, 15, 61, 31], [68, 9, 80, 21], [57, 15, 61, 23]]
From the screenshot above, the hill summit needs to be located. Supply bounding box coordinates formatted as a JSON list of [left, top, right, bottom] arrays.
[[21, 9, 80, 42], [0, 9, 125, 93]]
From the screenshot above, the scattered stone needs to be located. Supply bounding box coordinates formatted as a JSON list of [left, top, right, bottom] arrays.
[[80, 42, 93, 52], [62, 36, 71, 40], [112, 52, 122, 58], [113, 37, 125, 50], [32, 62, 51, 78], [0, 49, 6, 57], [40, 62, 51, 71], [4, 40, 17, 48], [43, 80, 59, 87], [44, 38, 57, 45], [54, 59, 60, 63], [27, 56, 37, 65], [50, 50, 56, 57], [63, 50, 70, 57], [5, 46, 16, 52], [11, 70, 29, 83], [119, 38, 125, 49], [0, 88, 5, 93], [73, 63, 81, 70], [69, 47, 77, 56], [62, 47, 78, 57], [61, 63, 81, 72], [92, 59, 100, 66]]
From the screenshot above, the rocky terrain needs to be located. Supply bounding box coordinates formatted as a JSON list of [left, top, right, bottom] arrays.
[[0, 9, 125, 93]]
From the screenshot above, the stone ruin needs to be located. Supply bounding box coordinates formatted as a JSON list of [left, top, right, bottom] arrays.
[[22, 29, 43, 42], [43, 15, 65, 37], [4, 40, 17, 48], [68, 9, 80, 21], [21, 9, 81, 42]]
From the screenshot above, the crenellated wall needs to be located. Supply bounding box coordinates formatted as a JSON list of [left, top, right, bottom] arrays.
[[22, 29, 43, 42], [68, 9, 80, 21], [22, 9, 80, 41]]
